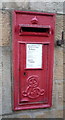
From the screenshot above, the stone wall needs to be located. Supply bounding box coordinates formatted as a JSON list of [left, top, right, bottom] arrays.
[[0, 1, 65, 119]]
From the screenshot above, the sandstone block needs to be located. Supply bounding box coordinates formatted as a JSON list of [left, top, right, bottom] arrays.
[[36, 109, 63, 118], [0, 47, 2, 115], [1, 10, 11, 46], [54, 47, 63, 80], [55, 110, 63, 118], [52, 80, 63, 109], [35, 109, 55, 118], [55, 15, 63, 44]]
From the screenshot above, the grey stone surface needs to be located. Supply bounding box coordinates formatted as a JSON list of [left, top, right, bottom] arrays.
[[2, 107, 63, 118], [0, 47, 2, 116], [0, 3, 2, 9], [2, 46, 12, 114], [63, 1, 65, 13], [0, 10, 2, 46], [29, 2, 64, 14], [1, 2, 65, 14], [0, 116, 2, 120], [2, 1, 29, 10]]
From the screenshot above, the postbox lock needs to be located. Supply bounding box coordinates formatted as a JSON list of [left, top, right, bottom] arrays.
[[31, 16, 38, 24], [24, 72, 26, 76]]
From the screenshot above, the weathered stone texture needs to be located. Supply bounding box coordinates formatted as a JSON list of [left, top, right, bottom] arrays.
[[2, 109, 63, 118], [63, 49, 65, 64], [29, 2, 63, 14], [63, 80, 65, 107], [36, 109, 63, 118], [55, 81, 63, 109], [2, 1, 29, 10], [63, 44, 65, 80], [1, 2, 64, 15], [54, 15, 63, 80], [55, 110, 63, 118], [3, 114, 31, 118], [0, 3, 2, 9], [2, 47, 12, 114], [0, 10, 2, 46], [0, 11, 2, 116], [52, 80, 63, 109], [55, 15, 63, 43], [63, 65, 65, 81], [54, 47, 63, 80], [0, 47, 2, 116], [1, 10, 11, 46]]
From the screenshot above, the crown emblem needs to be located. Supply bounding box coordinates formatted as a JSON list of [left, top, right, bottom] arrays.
[[31, 16, 38, 24]]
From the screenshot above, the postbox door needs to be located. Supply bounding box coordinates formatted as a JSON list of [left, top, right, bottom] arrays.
[[19, 42, 50, 104], [13, 10, 55, 110]]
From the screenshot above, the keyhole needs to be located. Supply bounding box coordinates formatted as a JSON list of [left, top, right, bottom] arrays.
[[24, 72, 26, 76]]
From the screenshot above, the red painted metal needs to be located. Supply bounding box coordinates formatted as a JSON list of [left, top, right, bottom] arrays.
[[12, 10, 55, 111]]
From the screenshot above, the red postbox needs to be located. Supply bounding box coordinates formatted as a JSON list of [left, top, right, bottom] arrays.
[[12, 10, 55, 110]]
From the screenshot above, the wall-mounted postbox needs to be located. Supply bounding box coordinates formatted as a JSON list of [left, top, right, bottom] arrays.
[[12, 10, 55, 110]]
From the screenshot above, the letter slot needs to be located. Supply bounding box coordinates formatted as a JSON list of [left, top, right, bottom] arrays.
[[19, 24, 51, 36]]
